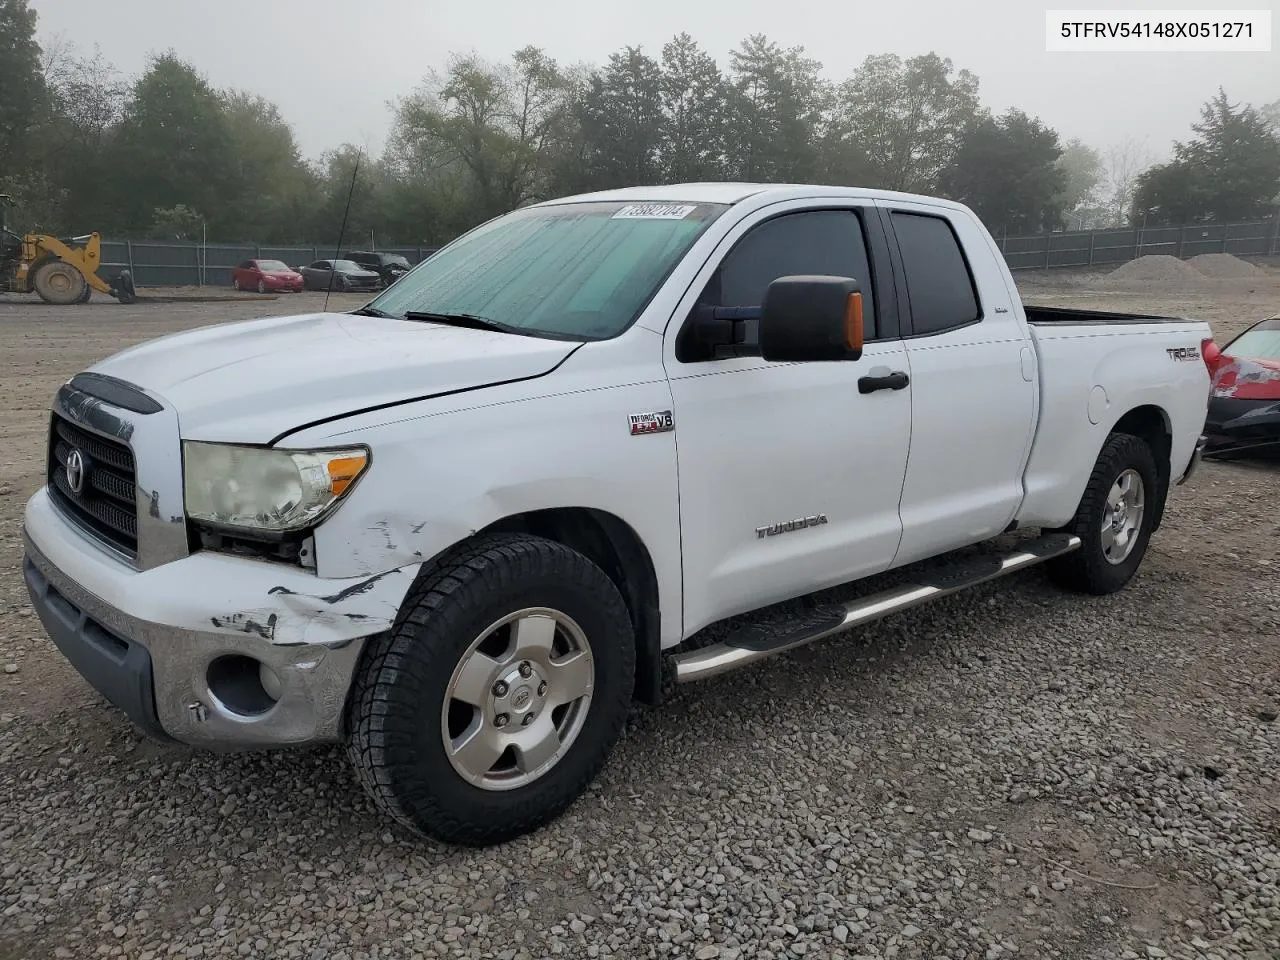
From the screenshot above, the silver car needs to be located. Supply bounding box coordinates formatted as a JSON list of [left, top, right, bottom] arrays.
[[298, 259, 381, 293]]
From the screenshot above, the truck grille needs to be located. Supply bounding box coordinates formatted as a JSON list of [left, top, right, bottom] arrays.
[[47, 414, 139, 558]]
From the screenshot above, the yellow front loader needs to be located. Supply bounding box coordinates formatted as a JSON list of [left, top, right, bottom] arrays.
[[0, 195, 135, 304]]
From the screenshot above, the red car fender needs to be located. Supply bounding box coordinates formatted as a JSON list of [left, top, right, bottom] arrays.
[[1211, 356, 1280, 401]]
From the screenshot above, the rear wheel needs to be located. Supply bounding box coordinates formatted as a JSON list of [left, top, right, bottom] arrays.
[[346, 534, 635, 845], [32, 261, 88, 305], [1047, 432, 1160, 595], [232, 277, 241, 291]]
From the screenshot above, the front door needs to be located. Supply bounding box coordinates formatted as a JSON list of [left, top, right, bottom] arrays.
[[663, 201, 913, 636]]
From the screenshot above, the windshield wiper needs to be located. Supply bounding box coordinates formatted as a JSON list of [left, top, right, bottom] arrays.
[[349, 305, 397, 318], [404, 311, 528, 336]]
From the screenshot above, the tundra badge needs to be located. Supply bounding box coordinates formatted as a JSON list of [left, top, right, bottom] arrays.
[[756, 515, 828, 539]]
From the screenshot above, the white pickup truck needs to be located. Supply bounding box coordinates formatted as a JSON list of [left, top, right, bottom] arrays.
[[23, 183, 1213, 845]]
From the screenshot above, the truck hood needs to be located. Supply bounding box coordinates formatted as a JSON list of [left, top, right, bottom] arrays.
[[87, 312, 578, 443]]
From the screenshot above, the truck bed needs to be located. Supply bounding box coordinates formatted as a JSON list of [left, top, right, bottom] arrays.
[[1024, 305, 1185, 326]]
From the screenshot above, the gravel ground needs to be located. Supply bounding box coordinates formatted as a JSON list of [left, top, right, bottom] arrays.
[[2, 281, 1279, 960]]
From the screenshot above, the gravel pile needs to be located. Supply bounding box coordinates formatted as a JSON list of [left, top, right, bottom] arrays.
[[1188, 254, 1264, 279], [1098, 256, 1208, 291]]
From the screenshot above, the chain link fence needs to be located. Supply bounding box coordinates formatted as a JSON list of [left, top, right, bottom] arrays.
[[96, 242, 441, 288], [997, 216, 1280, 270], [97, 215, 1280, 288]]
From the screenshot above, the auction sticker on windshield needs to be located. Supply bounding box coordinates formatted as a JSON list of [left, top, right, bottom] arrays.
[[612, 203, 699, 220]]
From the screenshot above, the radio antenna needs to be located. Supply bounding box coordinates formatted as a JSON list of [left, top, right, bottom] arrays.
[[324, 148, 362, 313]]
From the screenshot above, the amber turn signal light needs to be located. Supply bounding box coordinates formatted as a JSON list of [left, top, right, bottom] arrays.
[[327, 454, 369, 496], [844, 292, 865, 352]]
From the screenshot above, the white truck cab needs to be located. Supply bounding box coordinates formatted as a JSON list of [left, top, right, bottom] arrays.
[[23, 183, 1213, 845]]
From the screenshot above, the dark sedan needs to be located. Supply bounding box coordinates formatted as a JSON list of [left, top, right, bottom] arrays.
[[1204, 314, 1280, 457], [344, 250, 414, 288], [298, 259, 381, 293]]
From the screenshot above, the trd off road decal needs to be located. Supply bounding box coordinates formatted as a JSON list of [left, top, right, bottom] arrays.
[[1166, 346, 1202, 362], [628, 410, 675, 435]]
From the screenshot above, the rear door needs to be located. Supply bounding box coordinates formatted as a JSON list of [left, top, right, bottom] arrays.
[[874, 200, 1037, 567], [664, 200, 913, 635]]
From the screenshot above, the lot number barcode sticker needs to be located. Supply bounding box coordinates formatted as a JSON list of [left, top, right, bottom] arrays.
[[612, 203, 698, 220]]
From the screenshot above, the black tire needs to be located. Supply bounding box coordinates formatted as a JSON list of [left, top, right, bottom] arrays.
[[32, 260, 88, 305], [232, 277, 241, 291], [1047, 432, 1160, 595], [112, 271, 136, 304], [76, 283, 92, 303], [346, 533, 636, 845], [257, 279, 266, 294]]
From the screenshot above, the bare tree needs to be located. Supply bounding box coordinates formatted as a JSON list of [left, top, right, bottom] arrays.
[[40, 33, 129, 147], [1101, 136, 1157, 226]]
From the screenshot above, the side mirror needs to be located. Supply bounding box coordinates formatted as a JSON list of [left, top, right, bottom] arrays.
[[758, 275, 864, 363]]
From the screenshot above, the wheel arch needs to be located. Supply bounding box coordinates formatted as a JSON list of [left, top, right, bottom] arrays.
[[479, 507, 664, 706], [1108, 404, 1172, 531]]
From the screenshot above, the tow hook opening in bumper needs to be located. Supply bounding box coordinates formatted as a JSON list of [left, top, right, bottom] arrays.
[[206, 654, 281, 717]]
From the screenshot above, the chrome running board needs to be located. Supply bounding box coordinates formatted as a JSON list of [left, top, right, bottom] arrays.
[[671, 532, 1082, 683]]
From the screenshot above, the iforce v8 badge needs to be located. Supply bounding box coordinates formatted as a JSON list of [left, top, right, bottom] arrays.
[[628, 410, 674, 436]]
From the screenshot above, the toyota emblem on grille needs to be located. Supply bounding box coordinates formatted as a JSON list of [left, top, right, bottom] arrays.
[[66, 448, 87, 495]]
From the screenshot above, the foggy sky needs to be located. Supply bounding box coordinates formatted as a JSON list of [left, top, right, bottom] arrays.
[[30, 0, 1278, 165]]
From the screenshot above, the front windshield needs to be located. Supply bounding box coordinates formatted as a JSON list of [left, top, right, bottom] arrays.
[[1228, 319, 1280, 361], [256, 259, 290, 272], [366, 200, 728, 340]]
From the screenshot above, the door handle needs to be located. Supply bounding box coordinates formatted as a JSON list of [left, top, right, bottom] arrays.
[[857, 371, 910, 394]]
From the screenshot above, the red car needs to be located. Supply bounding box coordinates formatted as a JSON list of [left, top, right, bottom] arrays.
[[231, 259, 304, 293], [1203, 314, 1280, 456]]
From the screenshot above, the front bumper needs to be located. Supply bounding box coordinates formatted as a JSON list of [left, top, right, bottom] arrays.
[[23, 488, 417, 749]]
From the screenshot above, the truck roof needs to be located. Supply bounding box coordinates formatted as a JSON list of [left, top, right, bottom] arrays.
[[533, 182, 971, 211]]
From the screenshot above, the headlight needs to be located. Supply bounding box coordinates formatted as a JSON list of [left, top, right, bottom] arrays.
[[183, 442, 370, 533]]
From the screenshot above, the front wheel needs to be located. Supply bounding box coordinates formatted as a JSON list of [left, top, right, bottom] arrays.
[[1047, 432, 1160, 595], [257, 279, 266, 294], [32, 261, 88, 305], [346, 534, 636, 845]]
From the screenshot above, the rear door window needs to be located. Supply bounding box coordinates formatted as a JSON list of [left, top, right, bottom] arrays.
[[890, 212, 981, 336]]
